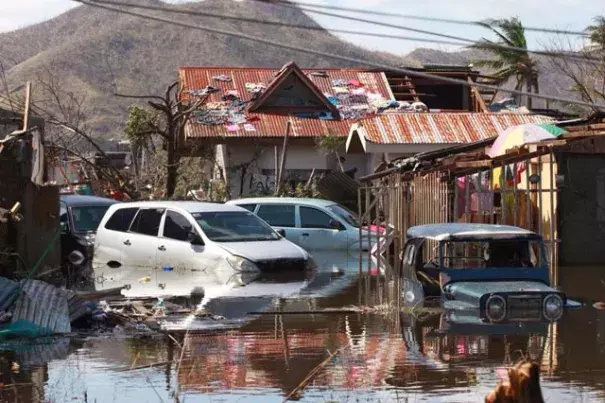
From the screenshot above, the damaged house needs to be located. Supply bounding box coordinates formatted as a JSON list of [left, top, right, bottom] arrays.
[[0, 100, 60, 275]]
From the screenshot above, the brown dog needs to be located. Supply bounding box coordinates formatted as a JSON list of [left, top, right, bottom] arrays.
[[485, 361, 545, 403]]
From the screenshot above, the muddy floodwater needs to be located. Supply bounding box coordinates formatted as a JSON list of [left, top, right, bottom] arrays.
[[2, 258, 605, 403]]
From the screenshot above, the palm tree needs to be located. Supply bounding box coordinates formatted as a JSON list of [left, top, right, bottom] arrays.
[[469, 18, 540, 109], [587, 16, 605, 51]]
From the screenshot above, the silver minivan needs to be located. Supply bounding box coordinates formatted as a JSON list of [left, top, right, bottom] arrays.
[[226, 198, 370, 251], [92, 201, 316, 299]]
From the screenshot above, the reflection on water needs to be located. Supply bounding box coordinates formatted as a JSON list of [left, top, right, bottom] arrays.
[[2, 263, 605, 402]]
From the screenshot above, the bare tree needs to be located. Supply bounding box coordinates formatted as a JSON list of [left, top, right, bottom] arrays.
[[120, 82, 205, 198], [548, 17, 605, 114], [0, 63, 137, 197]]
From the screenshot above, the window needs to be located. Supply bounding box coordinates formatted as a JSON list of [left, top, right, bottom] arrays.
[[238, 204, 257, 212], [257, 204, 295, 227], [105, 207, 139, 232], [71, 206, 112, 232], [193, 211, 280, 242], [163, 211, 193, 241], [300, 206, 334, 229], [60, 203, 68, 223], [326, 204, 360, 228], [129, 208, 165, 236]]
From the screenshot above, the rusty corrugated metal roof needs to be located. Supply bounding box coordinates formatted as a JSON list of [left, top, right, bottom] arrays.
[[356, 113, 555, 144], [180, 65, 393, 139]]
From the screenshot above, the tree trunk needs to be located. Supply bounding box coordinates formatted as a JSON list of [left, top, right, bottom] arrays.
[[166, 124, 178, 198], [526, 76, 533, 110]]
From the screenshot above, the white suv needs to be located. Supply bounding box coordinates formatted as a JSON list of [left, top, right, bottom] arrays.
[[92, 201, 315, 298], [226, 198, 370, 251]]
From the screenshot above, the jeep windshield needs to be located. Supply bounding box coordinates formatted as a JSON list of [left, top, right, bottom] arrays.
[[438, 239, 545, 269], [193, 211, 281, 242]]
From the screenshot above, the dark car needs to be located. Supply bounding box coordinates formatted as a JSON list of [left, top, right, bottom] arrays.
[[401, 223, 571, 324], [60, 195, 118, 278]]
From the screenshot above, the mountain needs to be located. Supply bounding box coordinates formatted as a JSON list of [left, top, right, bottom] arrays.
[[0, 0, 418, 138]]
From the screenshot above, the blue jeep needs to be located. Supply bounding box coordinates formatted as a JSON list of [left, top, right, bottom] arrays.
[[401, 223, 569, 323]]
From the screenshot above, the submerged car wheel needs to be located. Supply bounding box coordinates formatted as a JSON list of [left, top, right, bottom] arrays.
[[543, 294, 563, 321], [486, 295, 507, 322]]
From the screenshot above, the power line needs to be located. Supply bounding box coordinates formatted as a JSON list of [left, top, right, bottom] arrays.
[[255, 0, 590, 37], [75, 0, 470, 47], [87, 0, 600, 64], [72, 0, 604, 111]]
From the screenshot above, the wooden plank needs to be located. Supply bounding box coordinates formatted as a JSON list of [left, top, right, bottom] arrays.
[[562, 130, 605, 138], [566, 123, 605, 132], [454, 160, 492, 169]]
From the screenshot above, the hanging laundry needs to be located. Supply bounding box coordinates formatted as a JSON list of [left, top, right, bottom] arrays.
[[212, 75, 232, 82], [245, 82, 266, 93], [310, 71, 329, 77], [206, 102, 226, 110], [225, 89, 240, 97], [225, 123, 240, 132], [243, 123, 256, 132], [327, 96, 339, 105], [246, 115, 260, 122], [350, 87, 366, 96], [332, 87, 349, 94], [222, 93, 239, 102], [367, 92, 383, 101], [347, 79, 363, 88], [331, 79, 348, 87]]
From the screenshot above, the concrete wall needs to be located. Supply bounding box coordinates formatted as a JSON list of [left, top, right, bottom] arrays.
[[221, 144, 372, 198]]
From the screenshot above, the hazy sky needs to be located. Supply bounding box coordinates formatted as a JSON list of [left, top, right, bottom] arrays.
[[1, 0, 601, 55]]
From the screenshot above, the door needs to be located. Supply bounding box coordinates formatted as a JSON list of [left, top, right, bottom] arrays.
[[256, 204, 300, 244], [298, 206, 346, 251], [123, 208, 165, 267], [401, 241, 424, 306], [155, 210, 202, 295], [156, 210, 196, 270]]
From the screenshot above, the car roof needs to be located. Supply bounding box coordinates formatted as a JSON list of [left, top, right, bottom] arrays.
[[227, 197, 336, 207], [110, 200, 246, 213], [60, 195, 118, 207], [407, 223, 541, 241]]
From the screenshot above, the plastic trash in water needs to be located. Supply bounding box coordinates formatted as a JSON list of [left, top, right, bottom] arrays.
[[162, 266, 174, 272], [138, 276, 151, 283]]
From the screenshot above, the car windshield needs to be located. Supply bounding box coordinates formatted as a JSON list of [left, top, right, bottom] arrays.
[[326, 204, 360, 228], [439, 239, 544, 269], [193, 211, 280, 242], [71, 205, 111, 232]]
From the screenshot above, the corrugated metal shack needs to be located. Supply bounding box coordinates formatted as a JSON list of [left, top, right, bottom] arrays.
[[0, 102, 60, 275], [358, 116, 605, 285]]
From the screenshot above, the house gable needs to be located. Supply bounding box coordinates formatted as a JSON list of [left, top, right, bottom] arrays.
[[248, 62, 339, 115]]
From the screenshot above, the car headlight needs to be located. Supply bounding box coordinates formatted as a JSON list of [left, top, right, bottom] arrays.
[[485, 295, 506, 322], [226, 255, 261, 286], [85, 232, 96, 245], [543, 294, 563, 321], [68, 250, 86, 266]]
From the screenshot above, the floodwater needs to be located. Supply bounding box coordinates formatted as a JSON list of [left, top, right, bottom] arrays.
[[1, 256, 605, 403]]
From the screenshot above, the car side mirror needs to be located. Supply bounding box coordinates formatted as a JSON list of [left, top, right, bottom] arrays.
[[276, 229, 286, 237], [188, 231, 204, 246], [329, 219, 344, 231], [60, 221, 69, 234]]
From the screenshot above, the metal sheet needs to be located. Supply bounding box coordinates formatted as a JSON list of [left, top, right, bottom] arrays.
[[10, 279, 71, 334], [358, 113, 555, 145], [0, 277, 19, 312], [180, 66, 392, 139]]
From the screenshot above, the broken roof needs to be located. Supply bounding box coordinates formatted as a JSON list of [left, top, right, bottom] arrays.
[[348, 113, 555, 148], [179, 62, 394, 139]]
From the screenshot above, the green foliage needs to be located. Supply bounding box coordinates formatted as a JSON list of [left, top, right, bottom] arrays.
[[468, 18, 539, 105], [315, 130, 346, 155], [588, 16, 605, 50], [124, 105, 160, 148]]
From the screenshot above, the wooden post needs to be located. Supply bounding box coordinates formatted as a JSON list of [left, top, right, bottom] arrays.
[[275, 120, 291, 195], [22, 82, 31, 132]]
